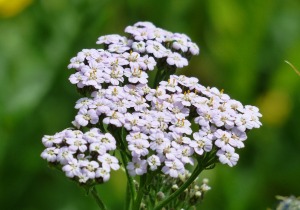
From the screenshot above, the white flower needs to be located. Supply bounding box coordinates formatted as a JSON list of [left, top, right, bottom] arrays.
[[149, 131, 170, 151], [123, 84, 140, 100], [244, 105, 262, 117], [162, 159, 185, 178], [75, 97, 94, 110], [105, 55, 128, 69], [147, 155, 161, 171], [92, 98, 111, 115], [103, 111, 125, 127], [217, 147, 239, 167], [128, 139, 150, 157], [42, 133, 63, 147], [169, 102, 189, 116], [108, 43, 130, 53], [105, 86, 125, 102], [140, 55, 156, 70], [157, 144, 177, 160], [133, 21, 156, 29], [64, 129, 83, 138], [57, 147, 75, 164], [68, 52, 85, 69], [139, 115, 160, 134], [190, 132, 212, 155], [177, 146, 194, 165], [132, 41, 146, 53], [152, 28, 171, 43], [214, 129, 235, 151], [80, 61, 104, 89], [122, 51, 141, 67], [145, 87, 167, 101], [111, 99, 130, 114], [146, 40, 168, 58], [124, 113, 145, 132], [188, 42, 200, 55], [75, 108, 99, 127], [178, 91, 197, 106], [83, 128, 101, 143], [198, 125, 216, 140], [195, 106, 213, 127], [230, 127, 247, 148], [152, 109, 172, 130], [172, 37, 189, 52], [124, 67, 148, 84], [130, 27, 154, 41], [95, 167, 111, 182], [209, 87, 230, 102], [77, 171, 89, 183], [227, 99, 244, 113], [235, 113, 252, 131], [127, 157, 147, 176], [62, 158, 81, 178], [169, 118, 192, 135], [171, 132, 191, 145], [96, 34, 125, 45], [99, 133, 117, 150], [244, 106, 262, 128], [166, 52, 188, 68], [132, 96, 149, 112], [98, 154, 120, 171], [103, 66, 124, 85], [66, 137, 87, 152], [159, 78, 182, 93], [69, 72, 87, 88], [89, 142, 107, 155], [81, 160, 100, 179], [41, 147, 59, 162], [126, 131, 148, 143], [212, 111, 234, 129], [91, 89, 106, 99]]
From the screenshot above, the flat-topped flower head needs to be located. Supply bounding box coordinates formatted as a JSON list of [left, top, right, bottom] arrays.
[[42, 21, 262, 193], [41, 128, 119, 183]]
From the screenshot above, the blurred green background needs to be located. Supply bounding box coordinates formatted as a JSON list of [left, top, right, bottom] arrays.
[[1, 0, 300, 209]]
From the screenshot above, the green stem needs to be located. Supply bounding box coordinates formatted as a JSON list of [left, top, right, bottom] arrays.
[[153, 67, 164, 88], [119, 128, 136, 208], [133, 174, 147, 210], [125, 182, 130, 210], [91, 186, 107, 210], [120, 150, 136, 209], [153, 163, 204, 210]]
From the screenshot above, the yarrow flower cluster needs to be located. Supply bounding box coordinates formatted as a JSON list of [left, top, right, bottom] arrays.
[[41, 21, 262, 209], [41, 128, 119, 183]]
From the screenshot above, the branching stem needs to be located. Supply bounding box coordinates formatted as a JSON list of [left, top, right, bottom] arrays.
[[91, 186, 107, 210], [153, 163, 204, 210]]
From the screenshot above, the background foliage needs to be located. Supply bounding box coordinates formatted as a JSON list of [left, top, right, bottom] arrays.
[[1, 0, 300, 209]]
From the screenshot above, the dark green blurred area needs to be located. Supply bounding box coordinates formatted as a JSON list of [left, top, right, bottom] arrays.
[[1, 0, 300, 209]]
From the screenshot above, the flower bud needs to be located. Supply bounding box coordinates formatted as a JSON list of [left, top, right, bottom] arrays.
[[200, 183, 211, 192], [195, 191, 202, 198], [189, 189, 196, 198], [156, 191, 165, 201], [172, 184, 178, 191], [202, 178, 209, 184]]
